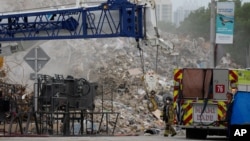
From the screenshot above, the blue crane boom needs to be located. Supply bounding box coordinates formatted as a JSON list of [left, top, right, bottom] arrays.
[[0, 0, 143, 41]]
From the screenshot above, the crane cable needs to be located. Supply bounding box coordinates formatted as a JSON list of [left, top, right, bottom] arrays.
[[154, 28, 160, 73], [135, 4, 149, 75], [136, 1, 161, 76], [136, 39, 145, 74], [154, 1, 160, 74], [155, 39, 159, 74]]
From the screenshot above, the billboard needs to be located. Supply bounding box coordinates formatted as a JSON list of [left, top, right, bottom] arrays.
[[215, 2, 235, 44]]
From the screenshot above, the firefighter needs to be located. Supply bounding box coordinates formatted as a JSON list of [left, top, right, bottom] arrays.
[[225, 91, 234, 139], [161, 96, 176, 137]]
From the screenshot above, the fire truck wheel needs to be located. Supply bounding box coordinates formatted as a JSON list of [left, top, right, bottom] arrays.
[[186, 128, 207, 139]]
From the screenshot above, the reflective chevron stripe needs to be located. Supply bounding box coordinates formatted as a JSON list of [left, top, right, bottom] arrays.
[[172, 69, 238, 128], [173, 69, 182, 108], [182, 100, 227, 127], [229, 70, 238, 84]]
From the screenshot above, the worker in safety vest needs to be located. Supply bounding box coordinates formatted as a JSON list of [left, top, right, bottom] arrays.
[[160, 96, 176, 137]]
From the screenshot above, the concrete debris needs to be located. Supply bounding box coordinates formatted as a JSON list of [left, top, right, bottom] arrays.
[[1, 35, 242, 136], [144, 128, 161, 135], [0, 0, 244, 136], [128, 68, 143, 76]]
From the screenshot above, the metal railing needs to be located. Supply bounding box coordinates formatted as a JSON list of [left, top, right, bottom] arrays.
[[0, 82, 120, 137]]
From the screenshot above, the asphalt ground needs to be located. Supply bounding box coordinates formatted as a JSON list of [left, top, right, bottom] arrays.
[[0, 134, 228, 141]]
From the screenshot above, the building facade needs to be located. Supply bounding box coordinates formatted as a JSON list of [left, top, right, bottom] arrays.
[[155, 0, 172, 23]]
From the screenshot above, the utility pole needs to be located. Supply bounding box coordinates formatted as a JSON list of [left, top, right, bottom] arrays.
[[247, 43, 250, 68], [210, 0, 216, 68]]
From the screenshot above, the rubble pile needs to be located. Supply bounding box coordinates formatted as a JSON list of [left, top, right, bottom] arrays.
[[2, 36, 240, 135], [1, 36, 240, 135], [0, 0, 243, 136]]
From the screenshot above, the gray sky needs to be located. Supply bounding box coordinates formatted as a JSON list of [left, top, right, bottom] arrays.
[[171, 0, 210, 10], [171, 0, 250, 11]]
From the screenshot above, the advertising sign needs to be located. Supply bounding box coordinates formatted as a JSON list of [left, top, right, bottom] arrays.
[[215, 2, 235, 44]]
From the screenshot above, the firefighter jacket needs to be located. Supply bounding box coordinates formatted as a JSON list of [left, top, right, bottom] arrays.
[[162, 103, 175, 124]]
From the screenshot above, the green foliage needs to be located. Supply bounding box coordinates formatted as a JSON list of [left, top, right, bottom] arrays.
[[224, 2, 250, 67], [177, 7, 210, 39], [176, 1, 250, 67]]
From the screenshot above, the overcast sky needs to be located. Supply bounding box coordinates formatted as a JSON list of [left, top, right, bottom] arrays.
[[171, 0, 250, 11]]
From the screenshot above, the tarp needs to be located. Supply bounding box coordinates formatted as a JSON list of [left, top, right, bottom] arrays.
[[182, 69, 204, 98], [231, 91, 250, 125], [182, 69, 212, 98]]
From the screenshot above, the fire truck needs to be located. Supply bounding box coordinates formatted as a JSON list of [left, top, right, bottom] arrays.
[[172, 68, 245, 139]]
